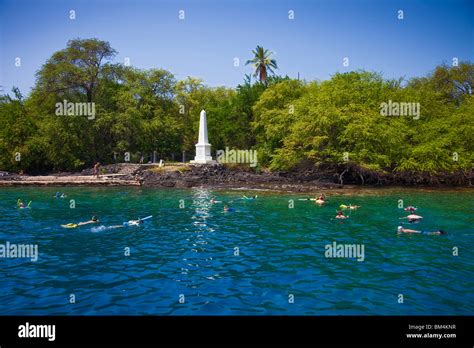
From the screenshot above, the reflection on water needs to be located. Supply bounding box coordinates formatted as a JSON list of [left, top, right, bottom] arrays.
[[191, 188, 215, 233], [177, 189, 219, 289]]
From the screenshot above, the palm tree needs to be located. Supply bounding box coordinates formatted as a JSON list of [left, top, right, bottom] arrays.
[[246, 46, 278, 84]]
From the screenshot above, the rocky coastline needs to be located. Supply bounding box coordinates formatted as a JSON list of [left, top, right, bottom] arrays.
[[0, 163, 471, 192]]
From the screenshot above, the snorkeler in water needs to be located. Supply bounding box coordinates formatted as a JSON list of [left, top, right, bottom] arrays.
[[400, 214, 423, 223], [124, 219, 143, 226], [77, 216, 99, 226], [315, 194, 326, 205], [335, 211, 348, 219], [397, 226, 445, 235], [123, 215, 153, 227], [340, 204, 360, 210], [17, 199, 31, 209], [224, 205, 234, 212], [242, 195, 258, 200], [92, 217, 153, 231], [61, 216, 98, 229]]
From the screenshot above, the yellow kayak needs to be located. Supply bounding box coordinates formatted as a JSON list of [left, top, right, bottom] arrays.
[[61, 223, 78, 229]]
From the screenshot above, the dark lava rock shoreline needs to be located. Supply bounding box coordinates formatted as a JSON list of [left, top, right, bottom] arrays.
[[0, 163, 471, 191], [138, 164, 342, 191]]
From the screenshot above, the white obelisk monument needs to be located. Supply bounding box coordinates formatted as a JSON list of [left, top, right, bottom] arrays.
[[191, 110, 216, 164]]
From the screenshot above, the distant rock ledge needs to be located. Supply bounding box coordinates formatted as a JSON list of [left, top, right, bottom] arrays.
[[0, 163, 340, 192], [0, 163, 471, 191]]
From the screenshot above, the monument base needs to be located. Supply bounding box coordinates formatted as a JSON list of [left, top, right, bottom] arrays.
[[190, 159, 217, 164], [191, 143, 216, 164]]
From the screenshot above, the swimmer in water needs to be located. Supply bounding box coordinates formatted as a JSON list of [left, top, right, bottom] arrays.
[[335, 211, 348, 219], [397, 226, 445, 235], [123, 216, 152, 227], [404, 206, 417, 211], [77, 216, 99, 226], [242, 195, 258, 200], [340, 204, 360, 210], [125, 219, 143, 226], [210, 198, 222, 204], [17, 199, 31, 209], [62, 216, 98, 229], [224, 205, 234, 212], [54, 192, 66, 198], [401, 214, 423, 223], [315, 194, 326, 204]]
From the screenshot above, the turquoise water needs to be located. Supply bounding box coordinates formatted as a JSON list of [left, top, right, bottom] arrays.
[[0, 187, 473, 315]]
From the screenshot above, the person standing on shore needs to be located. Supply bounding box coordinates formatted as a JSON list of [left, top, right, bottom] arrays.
[[93, 162, 101, 178]]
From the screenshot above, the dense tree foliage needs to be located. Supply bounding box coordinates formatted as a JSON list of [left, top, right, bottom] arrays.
[[0, 39, 472, 183], [252, 69, 473, 183]]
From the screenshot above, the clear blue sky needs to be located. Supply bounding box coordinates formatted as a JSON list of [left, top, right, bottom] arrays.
[[0, 0, 473, 95]]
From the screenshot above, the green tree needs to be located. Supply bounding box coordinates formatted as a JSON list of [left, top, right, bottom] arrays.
[[252, 79, 306, 167], [36, 38, 117, 103]]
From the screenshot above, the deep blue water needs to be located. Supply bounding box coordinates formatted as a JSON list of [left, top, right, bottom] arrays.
[[0, 187, 473, 315]]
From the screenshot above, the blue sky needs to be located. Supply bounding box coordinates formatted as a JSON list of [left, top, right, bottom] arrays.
[[0, 0, 472, 95]]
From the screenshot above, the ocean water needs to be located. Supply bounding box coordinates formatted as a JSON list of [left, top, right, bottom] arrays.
[[0, 187, 472, 315]]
